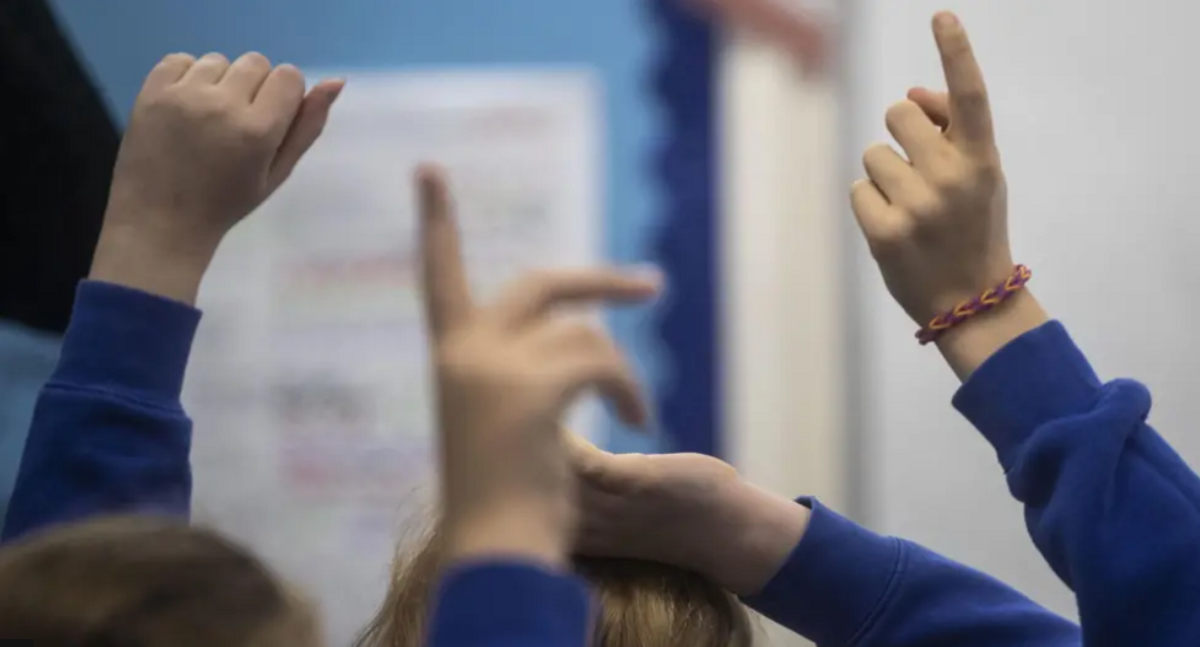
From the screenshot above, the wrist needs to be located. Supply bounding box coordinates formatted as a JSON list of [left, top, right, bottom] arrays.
[[936, 289, 1049, 381], [443, 500, 573, 571], [89, 221, 221, 306], [698, 480, 810, 597]]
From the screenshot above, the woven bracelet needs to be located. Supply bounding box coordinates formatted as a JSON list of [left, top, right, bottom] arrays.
[[916, 264, 1032, 345]]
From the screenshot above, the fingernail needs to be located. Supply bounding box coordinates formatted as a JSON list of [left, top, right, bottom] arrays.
[[326, 80, 345, 103], [935, 11, 959, 29], [414, 165, 448, 214], [415, 163, 443, 184]]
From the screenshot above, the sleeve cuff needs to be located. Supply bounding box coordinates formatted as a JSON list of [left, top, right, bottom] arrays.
[[952, 320, 1102, 470], [53, 280, 202, 406], [743, 498, 903, 646], [429, 562, 591, 647]]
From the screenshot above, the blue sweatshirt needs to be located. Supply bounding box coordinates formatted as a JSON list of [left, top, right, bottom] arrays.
[[953, 322, 1200, 646], [2, 281, 1089, 647]]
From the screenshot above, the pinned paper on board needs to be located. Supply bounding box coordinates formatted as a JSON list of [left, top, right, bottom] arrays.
[[183, 70, 603, 645]]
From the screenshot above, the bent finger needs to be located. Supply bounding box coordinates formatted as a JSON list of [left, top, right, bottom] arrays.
[[493, 269, 661, 328], [885, 100, 946, 170], [141, 53, 197, 92], [907, 87, 950, 130], [556, 350, 649, 429], [180, 52, 230, 84], [221, 52, 273, 101], [862, 143, 924, 204]]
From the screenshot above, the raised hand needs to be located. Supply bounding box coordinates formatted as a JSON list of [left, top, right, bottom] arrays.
[[569, 435, 809, 596], [92, 52, 343, 304], [852, 12, 1011, 325], [417, 167, 661, 567], [851, 12, 1047, 377]]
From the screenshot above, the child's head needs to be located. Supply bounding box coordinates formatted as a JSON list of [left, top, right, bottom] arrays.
[[0, 516, 320, 647], [356, 522, 754, 647]]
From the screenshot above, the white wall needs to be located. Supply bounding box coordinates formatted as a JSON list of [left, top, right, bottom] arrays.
[[721, 20, 841, 647], [849, 0, 1200, 617]]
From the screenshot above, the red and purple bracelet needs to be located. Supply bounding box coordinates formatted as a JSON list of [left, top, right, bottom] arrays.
[[916, 264, 1032, 345]]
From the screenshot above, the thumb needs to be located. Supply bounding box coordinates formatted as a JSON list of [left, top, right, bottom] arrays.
[[566, 431, 605, 467], [267, 79, 345, 190], [907, 87, 950, 130], [566, 431, 621, 484]]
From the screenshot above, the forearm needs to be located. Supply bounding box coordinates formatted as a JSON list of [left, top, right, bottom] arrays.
[[742, 498, 1078, 646], [702, 481, 810, 597], [2, 281, 199, 542], [954, 321, 1200, 645]]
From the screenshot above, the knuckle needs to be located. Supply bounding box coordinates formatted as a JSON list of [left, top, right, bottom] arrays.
[[141, 85, 204, 117], [862, 142, 892, 167], [238, 51, 271, 68], [272, 63, 306, 86], [867, 221, 914, 259], [866, 236, 903, 262], [849, 179, 865, 199], [849, 179, 875, 205], [927, 158, 1001, 197], [860, 146, 878, 169], [926, 165, 966, 193], [971, 157, 1004, 188], [957, 88, 989, 113], [236, 116, 276, 143], [909, 195, 944, 220], [159, 52, 196, 67], [884, 100, 917, 132]]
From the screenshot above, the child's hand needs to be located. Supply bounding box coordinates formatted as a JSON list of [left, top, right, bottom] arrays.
[[852, 12, 1048, 378], [570, 436, 809, 596], [417, 168, 660, 568], [91, 52, 344, 304], [851, 12, 1011, 325]]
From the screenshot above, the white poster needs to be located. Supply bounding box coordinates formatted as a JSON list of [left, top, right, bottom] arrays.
[[184, 70, 603, 645]]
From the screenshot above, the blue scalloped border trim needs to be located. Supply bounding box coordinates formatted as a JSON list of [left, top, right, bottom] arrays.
[[648, 0, 720, 457]]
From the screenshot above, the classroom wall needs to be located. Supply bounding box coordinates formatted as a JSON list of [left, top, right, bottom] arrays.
[[847, 0, 1200, 617], [721, 16, 841, 644], [48, 0, 665, 455]]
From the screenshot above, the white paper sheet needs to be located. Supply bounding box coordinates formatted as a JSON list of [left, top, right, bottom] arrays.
[[184, 69, 602, 645]]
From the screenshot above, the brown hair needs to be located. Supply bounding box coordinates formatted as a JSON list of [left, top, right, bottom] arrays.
[[355, 523, 754, 647], [0, 515, 319, 647]]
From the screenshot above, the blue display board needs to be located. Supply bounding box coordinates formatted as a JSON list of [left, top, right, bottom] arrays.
[[649, 0, 720, 457], [51, 0, 719, 457]]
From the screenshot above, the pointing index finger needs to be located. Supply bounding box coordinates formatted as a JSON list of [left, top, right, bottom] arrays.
[[417, 166, 473, 337], [932, 12, 994, 148]]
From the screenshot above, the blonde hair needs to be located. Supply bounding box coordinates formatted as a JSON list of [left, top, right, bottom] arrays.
[[355, 522, 754, 647], [0, 516, 318, 647]]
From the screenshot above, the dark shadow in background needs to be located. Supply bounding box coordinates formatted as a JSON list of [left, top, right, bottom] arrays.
[[0, 0, 119, 334]]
